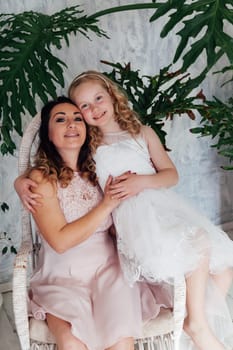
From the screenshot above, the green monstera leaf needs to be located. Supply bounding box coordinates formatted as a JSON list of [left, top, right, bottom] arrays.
[[0, 6, 107, 155], [149, 0, 233, 73], [1, 1, 233, 158], [92, 1, 233, 76]]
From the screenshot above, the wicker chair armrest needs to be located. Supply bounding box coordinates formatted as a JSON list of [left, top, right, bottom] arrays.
[[14, 241, 32, 269], [13, 240, 33, 350], [173, 277, 186, 350]]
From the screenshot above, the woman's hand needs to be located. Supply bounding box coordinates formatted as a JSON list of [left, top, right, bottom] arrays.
[[14, 175, 42, 213]]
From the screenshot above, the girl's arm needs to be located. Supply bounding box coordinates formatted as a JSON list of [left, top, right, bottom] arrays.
[[14, 174, 42, 213], [108, 125, 178, 199], [29, 170, 119, 253], [142, 125, 179, 187]]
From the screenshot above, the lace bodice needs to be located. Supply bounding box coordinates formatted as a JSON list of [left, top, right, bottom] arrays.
[[101, 130, 133, 145], [57, 172, 112, 232], [94, 131, 155, 190]]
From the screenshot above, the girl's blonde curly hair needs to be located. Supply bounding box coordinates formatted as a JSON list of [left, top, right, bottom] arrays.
[[68, 70, 142, 156]]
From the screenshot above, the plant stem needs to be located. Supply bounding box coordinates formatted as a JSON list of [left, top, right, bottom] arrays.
[[89, 3, 159, 20]]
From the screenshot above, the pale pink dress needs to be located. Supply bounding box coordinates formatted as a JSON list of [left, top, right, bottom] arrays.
[[28, 173, 171, 350]]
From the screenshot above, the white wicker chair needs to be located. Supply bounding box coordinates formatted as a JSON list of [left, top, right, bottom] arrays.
[[13, 113, 186, 350]]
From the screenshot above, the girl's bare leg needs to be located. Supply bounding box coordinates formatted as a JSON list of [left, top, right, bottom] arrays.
[[47, 313, 87, 350], [106, 337, 134, 350], [184, 256, 225, 350]]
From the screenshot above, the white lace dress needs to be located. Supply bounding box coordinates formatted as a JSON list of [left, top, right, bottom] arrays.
[[94, 130, 233, 349]]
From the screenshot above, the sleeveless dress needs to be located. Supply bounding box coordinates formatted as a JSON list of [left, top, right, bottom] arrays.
[[94, 131, 233, 349], [28, 173, 170, 350]]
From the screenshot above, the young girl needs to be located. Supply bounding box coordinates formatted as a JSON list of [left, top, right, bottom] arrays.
[[16, 73, 233, 350], [67, 71, 233, 350]]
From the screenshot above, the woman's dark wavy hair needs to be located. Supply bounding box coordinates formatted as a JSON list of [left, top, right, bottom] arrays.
[[33, 96, 97, 186]]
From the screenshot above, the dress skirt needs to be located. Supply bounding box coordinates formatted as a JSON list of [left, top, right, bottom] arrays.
[[29, 232, 166, 350]]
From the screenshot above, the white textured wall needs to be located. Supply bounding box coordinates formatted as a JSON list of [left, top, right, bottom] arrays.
[[1, 0, 233, 281]]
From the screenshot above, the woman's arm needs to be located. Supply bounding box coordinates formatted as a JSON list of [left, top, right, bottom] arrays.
[[29, 170, 120, 253]]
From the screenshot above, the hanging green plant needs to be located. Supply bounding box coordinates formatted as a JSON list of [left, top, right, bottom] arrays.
[[191, 97, 233, 170]]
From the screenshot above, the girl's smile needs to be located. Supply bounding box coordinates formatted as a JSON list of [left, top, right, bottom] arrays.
[[72, 81, 121, 133]]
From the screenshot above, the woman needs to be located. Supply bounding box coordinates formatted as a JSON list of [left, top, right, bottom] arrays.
[[18, 96, 165, 350]]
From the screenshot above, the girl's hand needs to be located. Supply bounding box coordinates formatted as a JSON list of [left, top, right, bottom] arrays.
[[14, 176, 42, 213], [108, 171, 145, 199]]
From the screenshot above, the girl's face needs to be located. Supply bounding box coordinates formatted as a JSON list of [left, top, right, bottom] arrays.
[[72, 81, 116, 131], [48, 103, 86, 153]]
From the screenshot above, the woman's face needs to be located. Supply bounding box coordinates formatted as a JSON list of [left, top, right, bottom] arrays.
[[48, 103, 86, 153]]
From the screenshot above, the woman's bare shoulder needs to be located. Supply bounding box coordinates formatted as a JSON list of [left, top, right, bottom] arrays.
[[29, 169, 56, 197], [29, 169, 45, 182]]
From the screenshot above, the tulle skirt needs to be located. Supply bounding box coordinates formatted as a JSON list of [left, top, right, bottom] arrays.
[[113, 187, 233, 349], [113, 188, 233, 285]]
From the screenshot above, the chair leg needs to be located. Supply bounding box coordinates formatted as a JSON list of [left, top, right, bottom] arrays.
[[173, 278, 186, 350], [135, 334, 173, 350]]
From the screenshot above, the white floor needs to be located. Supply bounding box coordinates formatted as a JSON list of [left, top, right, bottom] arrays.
[[0, 283, 21, 350]]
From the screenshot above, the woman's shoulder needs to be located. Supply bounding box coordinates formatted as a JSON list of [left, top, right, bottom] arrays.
[[29, 169, 56, 197], [29, 169, 46, 182]]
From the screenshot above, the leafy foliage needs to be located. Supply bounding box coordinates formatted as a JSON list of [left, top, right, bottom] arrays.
[[0, 1, 232, 166], [1, 202, 9, 212], [1, 204, 17, 255], [92, 1, 233, 78], [0, 232, 17, 255], [149, 0, 233, 75], [102, 60, 207, 148], [191, 97, 233, 169], [0, 6, 107, 155], [214, 64, 233, 85]]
